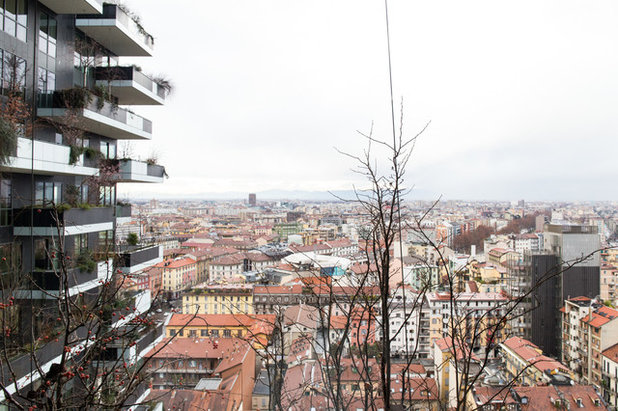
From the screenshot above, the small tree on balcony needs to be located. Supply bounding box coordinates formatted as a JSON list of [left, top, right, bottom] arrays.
[[127, 233, 139, 247]]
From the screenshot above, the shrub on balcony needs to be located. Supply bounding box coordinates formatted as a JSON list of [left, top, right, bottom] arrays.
[[69, 145, 102, 165], [59, 87, 92, 109], [127, 233, 139, 246], [76, 249, 96, 273], [55, 203, 72, 213]]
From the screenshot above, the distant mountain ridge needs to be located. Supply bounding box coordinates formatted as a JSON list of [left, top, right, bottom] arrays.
[[125, 188, 439, 201]]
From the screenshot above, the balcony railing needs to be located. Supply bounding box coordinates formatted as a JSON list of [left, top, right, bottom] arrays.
[[39, 0, 102, 14], [0, 137, 99, 177], [118, 244, 163, 274], [136, 323, 164, 354], [31, 266, 98, 290], [3, 327, 90, 390], [116, 159, 166, 183], [37, 91, 152, 141], [95, 66, 165, 105], [13, 206, 114, 236], [76, 4, 154, 56], [116, 203, 132, 218]]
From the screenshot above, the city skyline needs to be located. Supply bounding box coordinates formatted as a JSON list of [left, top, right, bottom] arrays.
[[118, 0, 618, 201]]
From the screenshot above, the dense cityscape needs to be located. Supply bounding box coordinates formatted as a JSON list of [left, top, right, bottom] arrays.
[[0, 0, 616, 410]]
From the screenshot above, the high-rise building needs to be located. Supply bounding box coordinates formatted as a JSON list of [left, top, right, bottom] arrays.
[[516, 224, 601, 357], [544, 223, 601, 302], [248, 192, 256, 206], [0, 1, 167, 405]]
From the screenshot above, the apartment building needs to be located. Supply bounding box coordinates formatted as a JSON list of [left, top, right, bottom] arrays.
[[147, 337, 255, 407], [0, 0, 167, 404], [158, 256, 197, 297], [165, 313, 274, 345], [562, 296, 596, 375], [253, 284, 304, 314], [181, 284, 253, 315], [500, 336, 572, 386], [421, 292, 508, 359], [375, 287, 421, 357], [601, 262, 618, 304], [602, 343, 618, 410], [513, 233, 542, 254], [562, 296, 618, 387], [209, 254, 244, 283]]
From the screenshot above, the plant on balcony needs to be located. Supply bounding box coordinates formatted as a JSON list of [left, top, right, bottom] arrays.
[[152, 76, 174, 96], [91, 84, 119, 114], [68, 144, 102, 165], [127, 233, 139, 246], [76, 249, 97, 273], [109, 2, 155, 45], [59, 87, 93, 110], [55, 203, 72, 213]]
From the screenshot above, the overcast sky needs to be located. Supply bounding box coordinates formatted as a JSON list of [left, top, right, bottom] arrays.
[[116, 0, 618, 201]]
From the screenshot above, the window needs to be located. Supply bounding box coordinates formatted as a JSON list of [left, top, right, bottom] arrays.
[[39, 12, 57, 57], [0, 179, 10, 226], [211, 329, 219, 337], [35, 181, 62, 206], [34, 239, 58, 270], [189, 330, 196, 338], [100, 141, 116, 160], [223, 329, 231, 338], [98, 185, 115, 206], [74, 234, 87, 256], [0, 50, 24, 95], [37, 67, 55, 93], [98, 230, 113, 252], [200, 329, 208, 337], [2, 0, 27, 41], [178, 330, 183, 337]]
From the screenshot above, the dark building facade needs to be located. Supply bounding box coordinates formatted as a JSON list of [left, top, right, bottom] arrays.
[[528, 253, 561, 357], [526, 224, 601, 358], [0, 0, 166, 405]]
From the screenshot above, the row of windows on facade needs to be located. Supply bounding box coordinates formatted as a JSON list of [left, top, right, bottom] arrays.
[[0, 178, 115, 227], [0, 228, 112, 274], [185, 295, 250, 302], [169, 329, 242, 338], [0, 2, 58, 55], [0, 0, 27, 42], [185, 304, 250, 313], [153, 359, 206, 369], [34, 230, 112, 270], [34, 181, 115, 207]]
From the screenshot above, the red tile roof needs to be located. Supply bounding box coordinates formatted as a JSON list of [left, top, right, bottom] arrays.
[[157, 257, 196, 269], [602, 342, 618, 362]]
